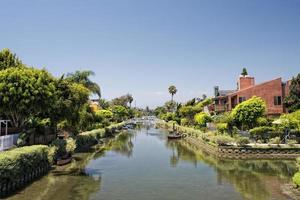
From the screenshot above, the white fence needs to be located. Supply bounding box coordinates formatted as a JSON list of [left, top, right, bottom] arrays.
[[0, 134, 19, 151]]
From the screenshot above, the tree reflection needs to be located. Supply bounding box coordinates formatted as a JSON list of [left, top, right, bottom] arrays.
[[165, 139, 298, 200], [106, 132, 134, 157], [8, 152, 101, 200]]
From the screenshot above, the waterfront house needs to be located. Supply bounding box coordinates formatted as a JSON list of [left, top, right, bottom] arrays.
[[213, 74, 291, 116]]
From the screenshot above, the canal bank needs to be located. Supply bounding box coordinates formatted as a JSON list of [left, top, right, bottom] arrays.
[[6, 126, 299, 200], [0, 122, 127, 198], [157, 120, 300, 159]]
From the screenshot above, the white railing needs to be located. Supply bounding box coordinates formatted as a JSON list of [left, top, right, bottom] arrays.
[[0, 134, 19, 152]]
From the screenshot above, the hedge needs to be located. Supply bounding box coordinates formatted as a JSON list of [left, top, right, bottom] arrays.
[[76, 122, 125, 151], [0, 145, 54, 184]]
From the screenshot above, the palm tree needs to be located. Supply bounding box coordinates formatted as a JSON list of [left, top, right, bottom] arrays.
[[168, 85, 177, 101], [66, 70, 101, 98], [127, 94, 133, 108]]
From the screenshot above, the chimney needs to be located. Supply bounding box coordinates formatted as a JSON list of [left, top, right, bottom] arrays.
[[238, 75, 255, 90]]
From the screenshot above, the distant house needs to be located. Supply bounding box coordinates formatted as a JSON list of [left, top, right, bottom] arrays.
[[212, 74, 291, 116]]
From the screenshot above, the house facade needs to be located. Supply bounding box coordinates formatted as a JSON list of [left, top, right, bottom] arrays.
[[213, 74, 291, 116]]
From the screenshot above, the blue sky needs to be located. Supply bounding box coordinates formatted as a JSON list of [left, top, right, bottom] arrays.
[[1, 0, 299, 108]]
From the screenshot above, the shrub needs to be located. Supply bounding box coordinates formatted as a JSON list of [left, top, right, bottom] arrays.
[[0, 145, 53, 184], [231, 96, 266, 129], [269, 137, 281, 146], [249, 126, 274, 140], [51, 138, 76, 158], [212, 135, 234, 146], [194, 112, 212, 127], [95, 109, 113, 122], [288, 139, 298, 147], [256, 117, 269, 126], [162, 112, 177, 122], [216, 123, 228, 134], [212, 112, 232, 123], [66, 138, 76, 154], [202, 131, 216, 142], [236, 137, 250, 147], [293, 172, 300, 188], [180, 118, 189, 126]]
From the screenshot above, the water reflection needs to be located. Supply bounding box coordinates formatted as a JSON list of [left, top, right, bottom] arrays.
[[8, 152, 102, 200], [165, 139, 297, 200], [7, 127, 298, 200]]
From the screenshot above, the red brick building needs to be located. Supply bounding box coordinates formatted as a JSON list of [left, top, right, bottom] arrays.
[[213, 74, 291, 116]]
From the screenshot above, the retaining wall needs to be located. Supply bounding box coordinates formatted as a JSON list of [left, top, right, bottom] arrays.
[[186, 137, 300, 159]]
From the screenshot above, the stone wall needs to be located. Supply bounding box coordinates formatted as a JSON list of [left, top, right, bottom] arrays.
[[186, 137, 300, 159]]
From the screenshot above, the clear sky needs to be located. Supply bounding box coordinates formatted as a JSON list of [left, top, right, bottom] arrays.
[[1, 0, 299, 108]]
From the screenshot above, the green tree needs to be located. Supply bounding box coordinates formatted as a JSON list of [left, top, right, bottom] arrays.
[[164, 100, 177, 112], [168, 85, 177, 101], [231, 96, 266, 130], [110, 105, 129, 122], [127, 94, 134, 108], [98, 99, 110, 109], [179, 105, 196, 125], [66, 70, 101, 98], [51, 78, 90, 132], [194, 112, 211, 127], [0, 67, 56, 128], [95, 109, 113, 122], [241, 67, 248, 76], [110, 94, 133, 107], [285, 73, 300, 112], [0, 48, 23, 70]]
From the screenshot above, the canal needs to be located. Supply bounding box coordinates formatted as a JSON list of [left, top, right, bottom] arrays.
[[7, 126, 298, 200]]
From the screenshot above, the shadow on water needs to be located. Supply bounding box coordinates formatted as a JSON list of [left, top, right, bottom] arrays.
[[165, 139, 298, 200]]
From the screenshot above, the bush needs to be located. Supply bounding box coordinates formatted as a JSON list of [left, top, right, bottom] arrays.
[[231, 96, 266, 129], [256, 117, 269, 126], [180, 118, 189, 126], [236, 137, 250, 147], [162, 112, 177, 122], [269, 137, 281, 146], [202, 131, 216, 142], [212, 135, 234, 146], [194, 112, 212, 127], [216, 123, 228, 134], [0, 145, 53, 184], [51, 138, 77, 158], [288, 139, 298, 147], [212, 112, 232, 123], [293, 172, 300, 188], [249, 126, 274, 140]]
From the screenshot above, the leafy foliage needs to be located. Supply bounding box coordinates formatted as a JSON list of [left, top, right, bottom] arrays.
[[236, 137, 250, 147], [194, 112, 211, 127], [110, 105, 129, 122], [293, 172, 300, 187], [168, 85, 177, 101], [241, 67, 248, 76], [0, 48, 22, 70], [285, 73, 300, 112], [0, 67, 56, 128], [66, 70, 101, 98], [0, 145, 54, 184], [231, 96, 266, 129]]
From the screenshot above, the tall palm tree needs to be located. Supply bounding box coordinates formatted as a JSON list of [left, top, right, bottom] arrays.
[[168, 85, 177, 102], [66, 70, 101, 98], [127, 94, 133, 108]]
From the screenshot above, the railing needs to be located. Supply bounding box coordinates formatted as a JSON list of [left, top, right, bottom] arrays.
[[0, 134, 19, 152]]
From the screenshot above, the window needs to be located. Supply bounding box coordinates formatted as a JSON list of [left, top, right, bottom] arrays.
[[239, 97, 246, 103], [274, 96, 282, 105]]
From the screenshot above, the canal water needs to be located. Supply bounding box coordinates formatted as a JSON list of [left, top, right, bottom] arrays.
[[7, 126, 298, 200]]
